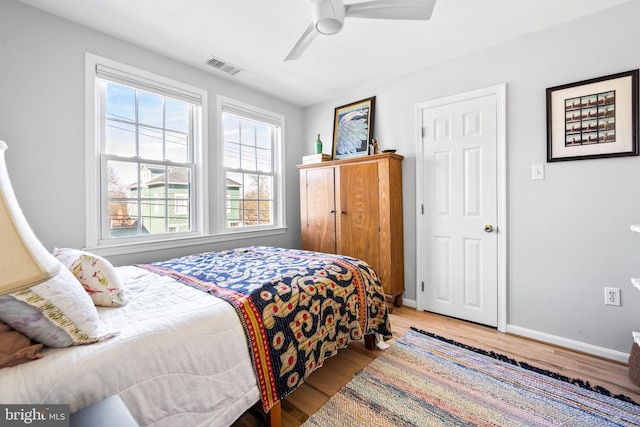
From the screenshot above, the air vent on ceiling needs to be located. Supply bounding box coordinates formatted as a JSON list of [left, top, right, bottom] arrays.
[[205, 57, 243, 76]]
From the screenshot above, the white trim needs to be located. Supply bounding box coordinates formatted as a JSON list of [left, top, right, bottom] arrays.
[[85, 52, 209, 249], [84, 226, 288, 257], [85, 53, 101, 249], [400, 298, 417, 309], [507, 324, 630, 363], [96, 64, 202, 104], [415, 83, 508, 333], [216, 95, 286, 232]]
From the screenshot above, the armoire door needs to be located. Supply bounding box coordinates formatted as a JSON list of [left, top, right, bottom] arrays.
[[300, 167, 336, 254], [336, 162, 380, 272]]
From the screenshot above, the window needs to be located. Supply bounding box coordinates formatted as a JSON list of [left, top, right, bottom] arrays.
[[86, 54, 206, 250], [86, 56, 285, 255], [220, 98, 284, 230]]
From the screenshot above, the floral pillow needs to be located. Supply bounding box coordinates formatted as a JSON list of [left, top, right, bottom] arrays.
[[0, 263, 117, 347], [53, 248, 126, 307]]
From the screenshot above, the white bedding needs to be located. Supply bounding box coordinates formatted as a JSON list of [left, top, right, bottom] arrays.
[[0, 266, 260, 427]]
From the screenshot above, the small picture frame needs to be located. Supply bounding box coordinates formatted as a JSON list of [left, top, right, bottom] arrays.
[[332, 96, 376, 160], [546, 70, 639, 162]]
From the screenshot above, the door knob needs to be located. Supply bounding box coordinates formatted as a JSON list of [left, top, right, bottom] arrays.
[[484, 224, 494, 233]]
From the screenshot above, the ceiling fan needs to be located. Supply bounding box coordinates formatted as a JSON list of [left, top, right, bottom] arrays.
[[284, 0, 437, 61]]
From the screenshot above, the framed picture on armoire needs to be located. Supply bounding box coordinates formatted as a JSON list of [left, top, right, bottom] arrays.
[[332, 96, 375, 160]]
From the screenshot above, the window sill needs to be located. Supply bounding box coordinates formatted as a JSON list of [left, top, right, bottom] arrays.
[[84, 227, 288, 257]]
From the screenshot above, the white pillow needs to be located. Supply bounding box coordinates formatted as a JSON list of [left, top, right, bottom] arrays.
[[53, 248, 126, 307], [0, 264, 117, 347]]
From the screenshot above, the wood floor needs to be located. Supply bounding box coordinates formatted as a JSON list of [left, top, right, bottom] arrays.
[[233, 306, 639, 427]]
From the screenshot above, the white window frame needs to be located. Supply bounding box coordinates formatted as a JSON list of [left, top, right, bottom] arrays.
[[217, 96, 286, 235], [84, 53, 208, 255]]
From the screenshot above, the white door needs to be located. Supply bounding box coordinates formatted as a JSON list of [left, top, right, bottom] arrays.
[[416, 85, 506, 329]]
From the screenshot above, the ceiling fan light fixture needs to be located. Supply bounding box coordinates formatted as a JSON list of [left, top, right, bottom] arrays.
[[312, 0, 345, 35], [316, 18, 342, 35]]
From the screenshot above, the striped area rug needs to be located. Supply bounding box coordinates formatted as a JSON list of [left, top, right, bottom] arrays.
[[302, 327, 640, 426]]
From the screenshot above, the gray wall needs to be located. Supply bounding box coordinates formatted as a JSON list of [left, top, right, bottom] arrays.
[[0, 0, 304, 266], [3, 0, 640, 358], [304, 1, 640, 356]]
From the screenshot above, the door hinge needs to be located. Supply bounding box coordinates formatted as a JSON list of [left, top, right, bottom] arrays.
[[421, 204, 424, 215], [422, 127, 427, 138], [421, 281, 424, 292]]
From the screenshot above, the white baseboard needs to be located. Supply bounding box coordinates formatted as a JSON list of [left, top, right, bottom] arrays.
[[400, 298, 417, 309], [396, 303, 629, 363], [507, 324, 630, 363]]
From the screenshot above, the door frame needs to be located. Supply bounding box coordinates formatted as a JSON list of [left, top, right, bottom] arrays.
[[415, 84, 507, 333]]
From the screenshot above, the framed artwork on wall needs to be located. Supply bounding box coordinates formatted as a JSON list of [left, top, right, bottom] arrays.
[[332, 96, 376, 160], [546, 69, 639, 162]]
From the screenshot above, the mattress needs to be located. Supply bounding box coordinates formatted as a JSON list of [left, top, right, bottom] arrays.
[[0, 266, 260, 427]]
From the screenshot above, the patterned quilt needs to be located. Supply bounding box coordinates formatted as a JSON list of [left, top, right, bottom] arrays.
[[137, 246, 392, 412]]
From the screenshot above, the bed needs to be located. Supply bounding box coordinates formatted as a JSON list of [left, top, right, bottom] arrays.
[[0, 246, 392, 427]]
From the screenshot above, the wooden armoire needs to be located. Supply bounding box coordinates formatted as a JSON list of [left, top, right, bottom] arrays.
[[297, 153, 404, 306]]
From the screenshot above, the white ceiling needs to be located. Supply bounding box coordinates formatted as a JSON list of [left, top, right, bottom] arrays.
[[19, 0, 631, 107]]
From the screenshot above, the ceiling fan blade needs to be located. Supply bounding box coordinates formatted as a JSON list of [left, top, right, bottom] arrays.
[[345, 0, 436, 20], [284, 22, 319, 62]]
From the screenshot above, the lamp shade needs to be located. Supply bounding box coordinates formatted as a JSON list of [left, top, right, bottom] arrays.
[[0, 141, 59, 294]]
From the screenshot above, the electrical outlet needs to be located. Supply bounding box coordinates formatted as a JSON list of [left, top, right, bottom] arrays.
[[604, 287, 621, 306]]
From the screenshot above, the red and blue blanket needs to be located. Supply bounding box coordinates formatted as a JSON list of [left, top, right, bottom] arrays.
[[137, 246, 391, 411]]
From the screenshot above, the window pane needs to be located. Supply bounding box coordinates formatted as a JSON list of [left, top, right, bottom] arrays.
[[168, 198, 190, 231], [168, 167, 191, 193], [258, 175, 273, 225], [259, 200, 273, 225], [226, 172, 242, 192], [243, 173, 259, 199], [225, 171, 242, 227], [255, 124, 271, 150], [241, 120, 256, 146], [138, 91, 163, 128], [107, 161, 137, 195], [227, 207, 241, 228], [242, 174, 259, 226], [140, 164, 166, 199], [106, 83, 135, 122], [166, 130, 188, 163], [139, 126, 164, 160], [165, 99, 189, 132], [224, 115, 240, 143], [107, 161, 138, 238], [256, 148, 271, 172], [140, 199, 166, 234], [105, 120, 136, 157], [224, 142, 240, 169], [259, 175, 273, 199], [241, 145, 257, 171]]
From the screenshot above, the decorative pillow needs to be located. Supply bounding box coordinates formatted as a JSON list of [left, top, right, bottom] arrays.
[[0, 321, 44, 368], [0, 264, 117, 347], [52, 248, 126, 307]]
